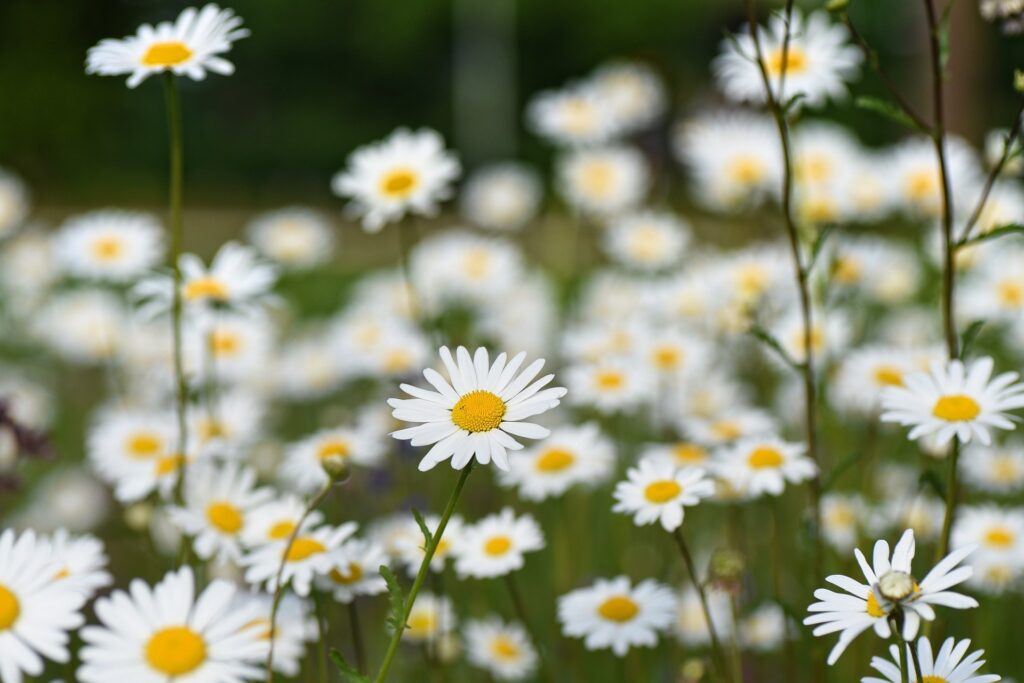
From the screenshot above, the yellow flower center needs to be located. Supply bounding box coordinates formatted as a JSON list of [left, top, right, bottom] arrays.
[[536, 448, 575, 472], [268, 520, 296, 541], [155, 454, 186, 476], [383, 349, 414, 372], [736, 265, 768, 295], [127, 432, 163, 459], [141, 41, 194, 67], [906, 170, 938, 201], [484, 535, 513, 557], [922, 677, 946, 683], [832, 257, 862, 284], [379, 168, 419, 198], [873, 365, 905, 387], [317, 439, 350, 461], [145, 626, 207, 675], [865, 591, 886, 618], [983, 527, 1015, 548], [932, 394, 981, 422], [747, 446, 784, 469], [0, 585, 20, 631], [766, 46, 808, 76], [285, 537, 326, 562], [597, 595, 639, 623], [644, 480, 682, 503], [198, 419, 226, 442], [712, 420, 742, 441], [595, 370, 625, 390], [652, 346, 682, 370], [992, 457, 1019, 482], [462, 249, 491, 280], [728, 156, 765, 184], [998, 280, 1024, 307], [329, 563, 364, 585], [184, 277, 228, 302], [797, 154, 832, 184], [206, 501, 243, 534], [451, 390, 506, 433], [407, 611, 437, 637], [580, 162, 613, 195], [91, 236, 124, 261], [209, 330, 241, 357], [672, 443, 706, 464], [490, 636, 520, 660]]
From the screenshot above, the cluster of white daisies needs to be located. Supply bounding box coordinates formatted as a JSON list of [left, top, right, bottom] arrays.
[[0, 2, 1023, 682]]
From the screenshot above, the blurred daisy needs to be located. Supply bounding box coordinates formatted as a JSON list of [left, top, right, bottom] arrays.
[[639, 442, 711, 470], [453, 508, 544, 579], [393, 515, 465, 575], [527, 84, 618, 147], [460, 163, 542, 232], [863, 636, 1001, 683], [0, 529, 86, 683], [558, 576, 676, 656], [828, 237, 922, 304], [44, 529, 112, 599], [331, 127, 460, 232], [739, 603, 789, 653], [234, 592, 315, 678], [281, 425, 385, 494], [675, 586, 734, 647], [831, 347, 922, 417], [34, 289, 128, 364], [53, 210, 163, 282], [242, 523, 356, 596], [952, 505, 1024, 593], [403, 592, 455, 644], [603, 210, 690, 272], [78, 567, 265, 682], [566, 358, 651, 414], [680, 407, 776, 447], [821, 493, 866, 553], [241, 495, 323, 549], [86, 4, 248, 88], [715, 437, 816, 498], [804, 529, 978, 665], [0, 168, 29, 238], [464, 617, 538, 681], [961, 441, 1024, 494], [557, 146, 649, 216], [613, 460, 714, 532], [184, 310, 273, 385], [590, 60, 667, 134], [389, 346, 567, 472], [318, 538, 388, 603], [887, 137, 982, 220], [498, 423, 615, 501], [86, 408, 180, 503], [246, 207, 335, 269], [168, 461, 272, 563], [714, 10, 861, 108], [881, 357, 1024, 446]]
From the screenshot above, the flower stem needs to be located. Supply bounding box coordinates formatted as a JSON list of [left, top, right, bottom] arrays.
[[672, 529, 731, 683], [265, 482, 332, 682], [314, 591, 329, 683], [890, 614, 910, 683], [373, 463, 475, 683], [349, 599, 367, 674]]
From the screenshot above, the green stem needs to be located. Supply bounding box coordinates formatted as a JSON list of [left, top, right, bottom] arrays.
[[672, 529, 731, 683], [373, 463, 475, 683], [890, 615, 910, 683], [349, 599, 367, 674], [315, 591, 329, 683], [936, 439, 961, 561], [907, 633, 924, 683]]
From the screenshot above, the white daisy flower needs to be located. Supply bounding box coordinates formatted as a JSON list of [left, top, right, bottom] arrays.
[[389, 346, 567, 472], [952, 504, 1024, 593], [44, 529, 112, 600], [0, 529, 86, 683], [12, 466, 109, 534], [393, 515, 465, 575], [245, 206, 335, 269], [674, 585, 734, 647], [589, 60, 667, 135], [240, 495, 324, 549], [863, 636, 1001, 683], [881, 357, 1024, 446], [460, 163, 542, 232], [168, 461, 272, 563], [53, 210, 164, 282], [242, 523, 356, 597], [565, 357, 652, 414], [558, 576, 676, 656], [715, 437, 816, 498], [0, 169, 29, 239], [0, 229, 56, 304], [184, 310, 274, 386], [78, 567, 266, 682], [409, 231, 526, 312], [612, 460, 714, 532], [403, 592, 456, 644], [828, 236, 922, 304], [187, 390, 266, 460], [317, 538, 388, 603], [680, 407, 777, 447], [739, 603, 789, 653], [603, 210, 691, 272], [452, 507, 545, 579], [86, 407, 182, 503], [638, 442, 711, 470], [831, 346, 926, 417], [233, 592, 316, 678], [331, 128, 461, 232], [887, 137, 983, 220], [960, 441, 1024, 495], [464, 617, 538, 681], [557, 145, 649, 216], [713, 10, 862, 108], [498, 423, 615, 501], [804, 529, 978, 665], [34, 289, 129, 364], [281, 425, 385, 494], [527, 84, 619, 147], [821, 493, 866, 554], [85, 4, 249, 88]]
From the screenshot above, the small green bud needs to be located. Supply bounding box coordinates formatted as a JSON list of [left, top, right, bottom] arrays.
[[826, 0, 850, 12], [321, 454, 352, 484]]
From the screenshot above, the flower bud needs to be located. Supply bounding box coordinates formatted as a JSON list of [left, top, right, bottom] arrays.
[[321, 453, 352, 484], [877, 570, 915, 602]]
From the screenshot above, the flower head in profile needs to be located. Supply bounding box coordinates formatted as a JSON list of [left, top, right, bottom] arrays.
[[863, 636, 1001, 683], [389, 346, 567, 472], [331, 128, 461, 232], [86, 4, 249, 88], [804, 529, 978, 665], [881, 357, 1024, 446]]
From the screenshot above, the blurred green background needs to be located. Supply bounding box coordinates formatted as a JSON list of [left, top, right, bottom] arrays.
[[0, 0, 1021, 209]]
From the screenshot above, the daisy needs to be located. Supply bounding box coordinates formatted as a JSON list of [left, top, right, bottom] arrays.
[[389, 346, 567, 472], [828, 237, 922, 304], [184, 310, 273, 386], [639, 442, 712, 470], [680, 407, 777, 447], [602, 210, 691, 272], [831, 347, 925, 417], [168, 461, 272, 563], [460, 163, 543, 232], [526, 84, 619, 147], [589, 60, 667, 135], [409, 231, 525, 311], [242, 523, 356, 597], [317, 538, 388, 603], [13, 466, 110, 534], [674, 585, 734, 647], [187, 390, 266, 460], [821, 493, 866, 553], [78, 567, 266, 683], [452, 507, 545, 579], [245, 206, 335, 269], [331, 128, 460, 232], [403, 592, 456, 644], [558, 576, 676, 656], [464, 617, 539, 681], [887, 137, 982, 220], [240, 495, 324, 548], [863, 636, 1001, 683], [234, 592, 316, 677], [498, 423, 616, 501], [881, 357, 1024, 446], [565, 357, 652, 414], [86, 407, 181, 503], [804, 528, 978, 665], [281, 425, 385, 494], [556, 146, 649, 216], [85, 4, 249, 88], [34, 289, 128, 364], [0, 529, 86, 683], [960, 441, 1024, 494], [0, 169, 29, 238], [393, 515, 465, 575], [952, 505, 1024, 592], [715, 437, 816, 498], [713, 10, 861, 108], [44, 529, 112, 599], [739, 603, 789, 653], [612, 460, 715, 532], [53, 210, 164, 282]]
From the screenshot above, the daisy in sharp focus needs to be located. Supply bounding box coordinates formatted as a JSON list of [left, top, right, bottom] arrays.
[[612, 460, 715, 532], [715, 436, 817, 498], [881, 356, 1024, 446], [558, 576, 677, 656], [452, 507, 545, 579], [78, 567, 266, 683], [804, 528, 978, 665], [389, 346, 567, 472], [498, 422, 616, 501], [863, 636, 1001, 683], [53, 210, 164, 282], [0, 529, 87, 683], [331, 128, 461, 232], [86, 4, 249, 88], [464, 617, 539, 681]]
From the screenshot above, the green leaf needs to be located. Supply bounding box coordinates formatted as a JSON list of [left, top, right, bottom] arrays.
[[958, 223, 1024, 248], [855, 96, 927, 133], [808, 223, 836, 272], [411, 508, 433, 549], [380, 564, 406, 635], [960, 320, 986, 359], [330, 649, 370, 683], [747, 326, 802, 372]]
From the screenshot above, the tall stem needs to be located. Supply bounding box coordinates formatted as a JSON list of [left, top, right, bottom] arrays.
[[315, 591, 329, 683], [349, 600, 367, 674], [672, 529, 731, 683], [374, 464, 475, 683], [162, 73, 189, 511], [890, 615, 910, 683]]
